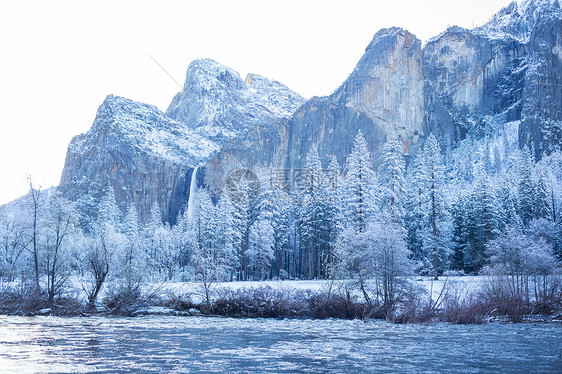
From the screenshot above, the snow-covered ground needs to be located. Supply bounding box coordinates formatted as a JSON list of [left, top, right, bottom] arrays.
[[0, 275, 489, 305], [149, 276, 486, 303]]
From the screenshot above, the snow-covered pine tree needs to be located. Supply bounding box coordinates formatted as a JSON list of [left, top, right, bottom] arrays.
[[248, 209, 275, 280], [170, 209, 192, 273], [420, 134, 450, 279], [298, 144, 326, 279], [471, 177, 502, 269], [111, 203, 145, 302], [336, 131, 377, 300], [535, 169, 553, 221], [405, 148, 427, 262], [493, 145, 502, 174], [483, 141, 493, 175], [97, 184, 121, 231], [323, 155, 342, 278], [216, 195, 239, 280], [378, 138, 406, 226], [146, 203, 163, 275], [342, 131, 375, 233], [225, 176, 254, 280], [450, 194, 468, 271], [269, 185, 292, 279], [518, 146, 536, 226], [191, 188, 228, 304]]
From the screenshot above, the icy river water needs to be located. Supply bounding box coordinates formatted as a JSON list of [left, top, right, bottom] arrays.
[[0, 316, 560, 373]]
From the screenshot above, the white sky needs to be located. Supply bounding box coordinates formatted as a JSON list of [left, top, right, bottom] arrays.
[[0, 0, 513, 205]]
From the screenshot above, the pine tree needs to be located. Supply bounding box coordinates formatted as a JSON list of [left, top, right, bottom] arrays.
[[170, 210, 192, 271], [323, 155, 342, 278], [498, 185, 522, 231], [378, 138, 406, 225], [117, 204, 145, 298], [216, 195, 239, 280], [98, 184, 121, 230], [483, 142, 493, 175], [420, 134, 451, 279], [471, 177, 502, 269], [336, 132, 377, 300], [248, 210, 275, 280], [270, 188, 292, 279], [342, 131, 375, 234], [493, 145, 502, 173], [450, 195, 468, 271], [298, 144, 325, 279], [191, 188, 228, 303], [146, 203, 163, 274], [518, 147, 536, 226], [535, 170, 553, 220], [405, 150, 426, 261]]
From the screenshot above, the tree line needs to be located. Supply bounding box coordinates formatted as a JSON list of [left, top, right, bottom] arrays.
[[1, 127, 561, 308]]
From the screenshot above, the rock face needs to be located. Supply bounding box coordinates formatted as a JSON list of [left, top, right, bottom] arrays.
[[334, 28, 424, 140], [284, 28, 424, 168], [423, 0, 562, 156], [59, 95, 218, 224], [423, 26, 526, 141], [518, 0, 562, 157], [203, 27, 424, 193], [166, 59, 305, 145], [204, 0, 562, 195]]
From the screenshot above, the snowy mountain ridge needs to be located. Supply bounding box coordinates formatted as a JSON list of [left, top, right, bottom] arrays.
[[68, 95, 219, 165], [475, 0, 561, 42], [58, 62, 304, 222], [20, 0, 561, 225]]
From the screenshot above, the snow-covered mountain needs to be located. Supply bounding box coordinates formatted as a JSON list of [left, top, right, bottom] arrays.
[[166, 58, 305, 145], [52, 0, 562, 225], [424, 0, 561, 157], [203, 0, 562, 194], [58, 62, 304, 223], [202, 27, 425, 193], [59, 95, 219, 223]]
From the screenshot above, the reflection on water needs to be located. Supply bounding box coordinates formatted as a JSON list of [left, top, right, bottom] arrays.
[[0, 316, 560, 373]]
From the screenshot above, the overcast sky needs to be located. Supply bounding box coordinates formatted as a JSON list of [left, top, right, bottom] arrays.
[[0, 0, 513, 205]]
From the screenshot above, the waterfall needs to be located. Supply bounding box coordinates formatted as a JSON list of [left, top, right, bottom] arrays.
[[187, 166, 198, 220]]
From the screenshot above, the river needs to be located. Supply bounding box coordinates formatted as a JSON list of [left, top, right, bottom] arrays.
[[0, 316, 560, 373]]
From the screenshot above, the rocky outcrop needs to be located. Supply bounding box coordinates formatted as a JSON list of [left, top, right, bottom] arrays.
[[423, 26, 526, 142], [204, 0, 562, 197], [59, 95, 219, 224], [423, 0, 561, 155], [334, 27, 424, 141], [518, 0, 562, 157]]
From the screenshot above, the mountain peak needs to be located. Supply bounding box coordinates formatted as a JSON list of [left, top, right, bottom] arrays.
[[365, 27, 411, 52], [475, 0, 561, 41], [166, 60, 305, 144], [333, 27, 423, 139], [184, 58, 246, 92]]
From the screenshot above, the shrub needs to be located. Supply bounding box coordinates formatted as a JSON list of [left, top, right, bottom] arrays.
[[440, 295, 488, 324], [103, 285, 144, 316]]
